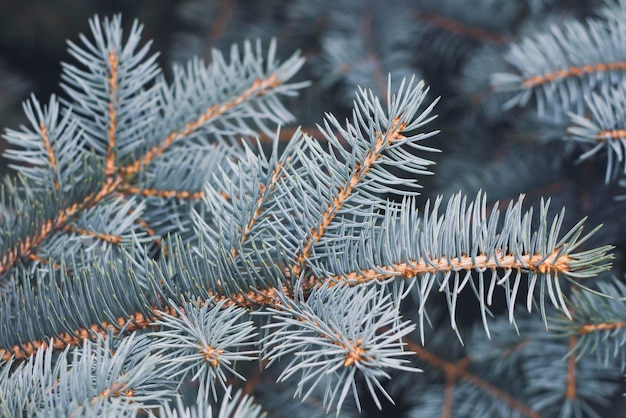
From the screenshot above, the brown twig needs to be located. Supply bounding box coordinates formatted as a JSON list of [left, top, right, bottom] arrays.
[[566, 336, 577, 401], [403, 337, 540, 418], [577, 321, 626, 334], [105, 50, 119, 180], [0, 286, 281, 362], [203, 0, 236, 62], [39, 124, 60, 191], [329, 249, 573, 283], [522, 62, 626, 88], [292, 118, 407, 276], [117, 186, 205, 201], [415, 11, 507, 44]]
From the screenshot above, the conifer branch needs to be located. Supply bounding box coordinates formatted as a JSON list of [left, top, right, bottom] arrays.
[[522, 62, 626, 89], [328, 250, 573, 283], [0, 177, 119, 277], [26, 253, 64, 270], [293, 117, 408, 276], [239, 155, 290, 251], [105, 49, 119, 179], [118, 185, 205, 201], [0, 9, 622, 414], [38, 124, 60, 191], [566, 88, 626, 181], [120, 74, 282, 178], [149, 299, 259, 402], [596, 129, 626, 141], [491, 17, 626, 113], [0, 235, 590, 364], [0, 304, 179, 362], [0, 20, 303, 279], [0, 280, 281, 362], [552, 278, 626, 370], [66, 226, 123, 245], [577, 322, 626, 334], [263, 284, 418, 413]]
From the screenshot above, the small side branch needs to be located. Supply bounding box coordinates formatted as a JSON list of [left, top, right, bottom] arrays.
[[577, 321, 626, 334], [0, 305, 177, 362], [596, 129, 626, 141], [293, 118, 407, 275], [39, 124, 60, 191], [121, 74, 281, 177], [415, 11, 506, 44], [0, 73, 282, 277], [522, 62, 626, 88], [329, 250, 573, 283], [27, 253, 65, 270], [238, 158, 289, 253], [118, 185, 205, 201], [0, 286, 280, 362], [66, 226, 123, 245], [0, 177, 120, 277], [134, 217, 164, 252], [105, 49, 119, 179]]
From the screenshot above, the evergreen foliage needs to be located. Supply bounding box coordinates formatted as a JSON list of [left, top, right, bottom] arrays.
[[1, 1, 626, 416]]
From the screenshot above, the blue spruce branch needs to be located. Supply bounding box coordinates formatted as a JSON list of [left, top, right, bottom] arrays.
[[0, 8, 622, 417]]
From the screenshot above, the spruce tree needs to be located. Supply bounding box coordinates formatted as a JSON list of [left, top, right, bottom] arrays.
[[1, 1, 626, 416]]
